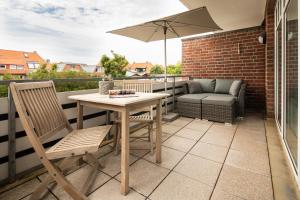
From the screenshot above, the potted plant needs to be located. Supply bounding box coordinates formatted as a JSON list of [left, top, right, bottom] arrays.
[[99, 75, 114, 95]]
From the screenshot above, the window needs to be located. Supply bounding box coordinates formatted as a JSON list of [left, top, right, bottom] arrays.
[[17, 65, 24, 70], [0, 65, 5, 70], [10, 65, 16, 70], [24, 53, 28, 58], [28, 62, 39, 69]]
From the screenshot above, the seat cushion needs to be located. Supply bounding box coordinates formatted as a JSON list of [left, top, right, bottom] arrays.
[[193, 79, 216, 93], [202, 95, 235, 106], [215, 79, 233, 94], [187, 80, 202, 94], [229, 80, 242, 96], [177, 94, 208, 104]]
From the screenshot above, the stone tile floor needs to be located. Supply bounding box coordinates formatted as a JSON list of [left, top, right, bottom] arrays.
[[0, 113, 299, 200]]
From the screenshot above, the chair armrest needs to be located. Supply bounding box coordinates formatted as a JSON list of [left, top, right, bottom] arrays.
[[237, 83, 246, 117]]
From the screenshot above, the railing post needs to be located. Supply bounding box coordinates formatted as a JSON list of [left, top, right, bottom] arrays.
[[172, 76, 175, 111], [7, 87, 16, 182]]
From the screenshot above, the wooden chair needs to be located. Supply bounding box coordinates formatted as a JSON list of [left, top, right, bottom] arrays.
[[114, 80, 155, 155], [10, 81, 111, 200]]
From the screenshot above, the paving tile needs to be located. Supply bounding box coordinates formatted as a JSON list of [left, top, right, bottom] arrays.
[[225, 149, 270, 176], [272, 176, 300, 200], [99, 152, 138, 177], [175, 127, 206, 140], [89, 179, 145, 200], [116, 159, 170, 196], [185, 119, 212, 131], [190, 141, 228, 163], [231, 134, 268, 154], [162, 124, 182, 134], [211, 188, 245, 200], [0, 178, 41, 200], [95, 144, 114, 158], [215, 165, 273, 200], [201, 131, 234, 147], [42, 165, 111, 199], [174, 154, 222, 186], [143, 146, 185, 170], [163, 135, 196, 152], [208, 124, 237, 135], [235, 128, 267, 143], [131, 128, 148, 137], [152, 131, 172, 142], [149, 172, 213, 200], [167, 117, 192, 127]]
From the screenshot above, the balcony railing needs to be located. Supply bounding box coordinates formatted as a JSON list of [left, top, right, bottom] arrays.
[[0, 75, 190, 185]]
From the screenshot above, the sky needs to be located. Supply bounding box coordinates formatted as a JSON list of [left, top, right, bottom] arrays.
[[0, 0, 187, 65]]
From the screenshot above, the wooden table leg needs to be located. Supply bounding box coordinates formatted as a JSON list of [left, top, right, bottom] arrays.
[[77, 101, 83, 129], [120, 109, 129, 195], [156, 99, 162, 163]]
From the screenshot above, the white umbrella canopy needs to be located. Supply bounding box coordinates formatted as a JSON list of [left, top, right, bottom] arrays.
[[108, 6, 221, 114]]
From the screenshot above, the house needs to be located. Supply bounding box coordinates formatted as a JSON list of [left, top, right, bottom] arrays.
[[0, 49, 45, 79], [126, 61, 153, 76], [56, 62, 104, 75]]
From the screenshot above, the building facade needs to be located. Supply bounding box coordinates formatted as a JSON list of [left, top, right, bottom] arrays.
[[0, 49, 45, 79]]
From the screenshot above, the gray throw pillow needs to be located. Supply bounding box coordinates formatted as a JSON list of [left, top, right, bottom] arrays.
[[187, 81, 202, 94], [194, 79, 216, 93], [229, 80, 242, 96], [215, 79, 234, 94]]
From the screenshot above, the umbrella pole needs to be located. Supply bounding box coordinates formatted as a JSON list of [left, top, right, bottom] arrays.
[[164, 26, 168, 115]]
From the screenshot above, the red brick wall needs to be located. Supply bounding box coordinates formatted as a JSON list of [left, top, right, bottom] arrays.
[[182, 27, 266, 110], [265, 0, 275, 117]]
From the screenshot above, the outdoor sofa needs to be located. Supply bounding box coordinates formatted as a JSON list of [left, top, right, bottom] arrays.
[[177, 79, 246, 123]]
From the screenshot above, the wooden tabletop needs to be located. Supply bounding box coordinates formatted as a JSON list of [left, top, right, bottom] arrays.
[[69, 92, 169, 106]]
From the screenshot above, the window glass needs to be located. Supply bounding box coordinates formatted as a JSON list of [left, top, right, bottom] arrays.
[[285, 0, 298, 167]]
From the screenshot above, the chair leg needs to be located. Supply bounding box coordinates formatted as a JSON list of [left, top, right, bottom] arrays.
[[30, 156, 82, 200], [149, 123, 154, 155], [80, 154, 99, 195]]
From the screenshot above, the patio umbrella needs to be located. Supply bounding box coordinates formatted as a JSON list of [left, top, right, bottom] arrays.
[[108, 6, 221, 114]]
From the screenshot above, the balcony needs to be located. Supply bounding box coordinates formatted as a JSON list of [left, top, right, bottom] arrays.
[[0, 77, 298, 200]]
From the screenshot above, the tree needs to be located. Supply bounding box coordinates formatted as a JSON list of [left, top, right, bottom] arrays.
[[150, 65, 164, 74], [3, 73, 13, 80], [99, 51, 128, 78], [167, 62, 182, 75], [51, 63, 57, 71]]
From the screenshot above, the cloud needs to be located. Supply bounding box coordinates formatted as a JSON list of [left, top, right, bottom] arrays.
[[0, 0, 186, 64]]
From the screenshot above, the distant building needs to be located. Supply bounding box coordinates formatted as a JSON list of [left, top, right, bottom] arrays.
[[126, 62, 153, 76], [0, 49, 45, 79], [56, 62, 104, 75]]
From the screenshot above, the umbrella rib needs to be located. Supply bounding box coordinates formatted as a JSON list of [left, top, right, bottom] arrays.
[[145, 23, 162, 42], [166, 21, 180, 38], [167, 20, 221, 30]]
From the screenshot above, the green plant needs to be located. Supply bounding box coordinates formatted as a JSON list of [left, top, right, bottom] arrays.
[[3, 73, 13, 80], [150, 65, 164, 74], [99, 51, 128, 78], [167, 62, 182, 75]]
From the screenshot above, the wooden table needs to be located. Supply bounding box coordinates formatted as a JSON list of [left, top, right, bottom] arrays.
[[68, 92, 169, 195]]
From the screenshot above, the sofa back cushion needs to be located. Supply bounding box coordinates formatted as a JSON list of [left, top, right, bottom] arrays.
[[194, 79, 216, 93], [187, 81, 202, 94], [214, 79, 234, 94], [229, 80, 242, 96]]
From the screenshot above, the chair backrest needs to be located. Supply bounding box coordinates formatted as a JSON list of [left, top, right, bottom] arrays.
[[122, 80, 153, 93], [10, 81, 72, 144], [122, 80, 154, 118]]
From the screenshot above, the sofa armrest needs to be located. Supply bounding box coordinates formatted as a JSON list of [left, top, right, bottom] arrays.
[[237, 83, 246, 117]]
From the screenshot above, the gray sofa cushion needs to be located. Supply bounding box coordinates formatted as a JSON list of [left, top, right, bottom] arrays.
[[187, 81, 202, 94], [193, 79, 216, 93], [202, 95, 235, 106], [177, 94, 208, 104], [201, 93, 237, 100], [215, 79, 233, 94], [229, 80, 242, 96]]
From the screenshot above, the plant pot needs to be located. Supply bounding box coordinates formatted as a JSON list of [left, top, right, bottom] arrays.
[[99, 81, 114, 95]]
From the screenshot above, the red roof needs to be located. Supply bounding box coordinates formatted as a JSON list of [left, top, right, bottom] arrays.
[[127, 62, 153, 73], [0, 49, 45, 75]]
